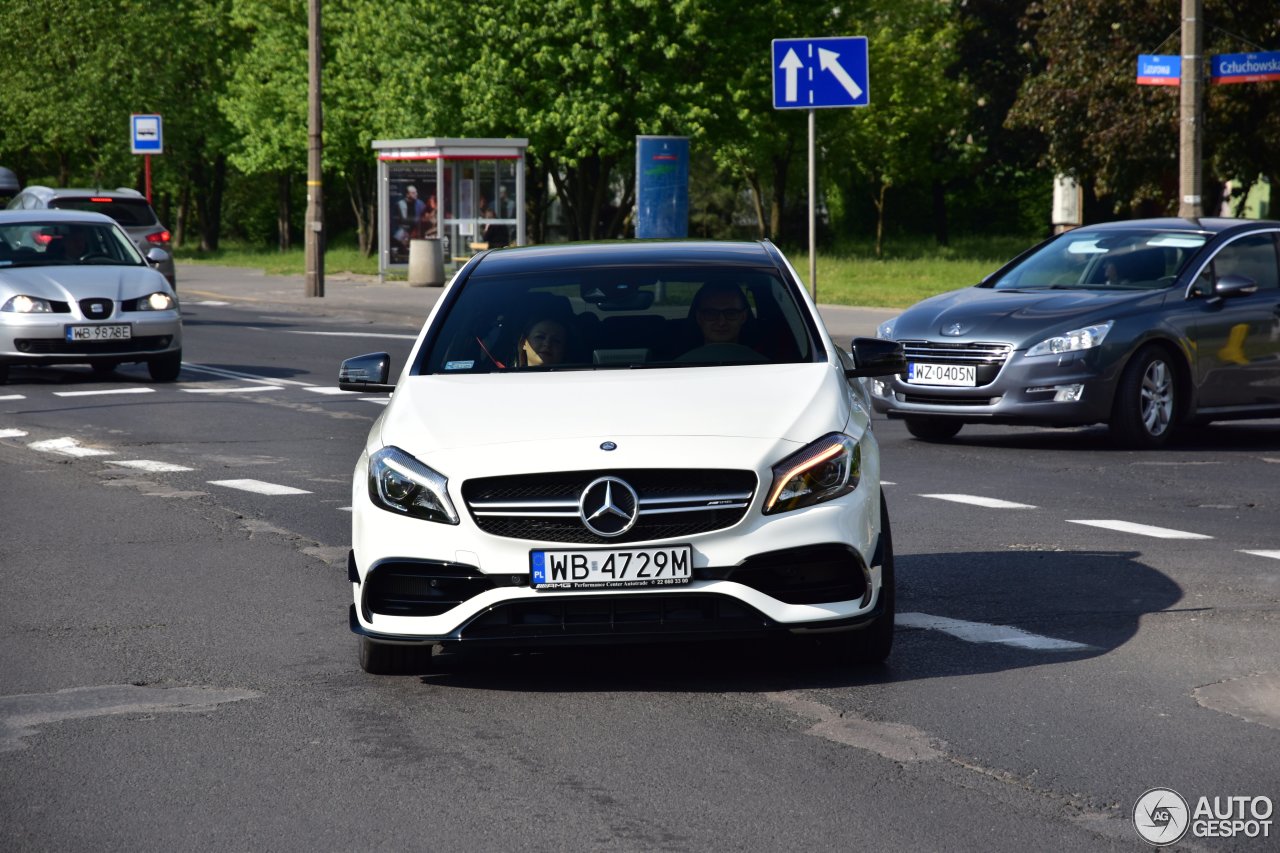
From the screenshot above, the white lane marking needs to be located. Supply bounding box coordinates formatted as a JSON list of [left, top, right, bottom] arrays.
[[898, 612, 1092, 651], [0, 428, 29, 438], [182, 386, 279, 395], [1240, 550, 1280, 561], [339, 506, 353, 512], [304, 387, 360, 396], [361, 398, 391, 406], [181, 363, 313, 387], [109, 460, 194, 473], [282, 330, 418, 341], [208, 479, 312, 496], [0, 394, 25, 401], [29, 437, 114, 457], [52, 388, 156, 398], [190, 300, 229, 306], [920, 494, 1037, 510], [881, 481, 896, 486], [1067, 519, 1212, 539]]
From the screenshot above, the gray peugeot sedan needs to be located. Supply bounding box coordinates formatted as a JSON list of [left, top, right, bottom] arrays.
[[871, 217, 1280, 448]]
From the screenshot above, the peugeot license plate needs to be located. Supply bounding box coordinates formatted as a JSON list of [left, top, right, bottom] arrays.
[[66, 324, 132, 342], [907, 362, 976, 387], [531, 545, 693, 590]]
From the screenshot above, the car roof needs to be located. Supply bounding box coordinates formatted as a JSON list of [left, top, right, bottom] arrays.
[[1076, 217, 1280, 235], [17, 185, 147, 201], [0, 209, 119, 225], [470, 240, 781, 274]]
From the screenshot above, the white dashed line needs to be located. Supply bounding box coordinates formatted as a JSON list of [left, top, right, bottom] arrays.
[[338, 506, 353, 512], [182, 386, 279, 394], [29, 437, 114, 457], [0, 394, 25, 401], [304, 387, 360, 396], [920, 494, 1037, 510], [1067, 520, 1212, 539], [282, 330, 418, 341], [1240, 550, 1280, 561], [0, 428, 29, 438], [898, 612, 1092, 651], [180, 364, 314, 387], [52, 388, 156, 398], [109, 460, 194, 473], [190, 300, 229, 306], [208, 479, 312, 496]]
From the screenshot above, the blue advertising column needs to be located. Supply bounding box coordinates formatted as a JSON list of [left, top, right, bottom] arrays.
[[635, 136, 689, 239]]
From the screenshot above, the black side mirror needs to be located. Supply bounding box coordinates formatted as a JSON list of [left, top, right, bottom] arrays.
[[1214, 274, 1258, 299], [845, 337, 906, 378], [339, 352, 396, 393]]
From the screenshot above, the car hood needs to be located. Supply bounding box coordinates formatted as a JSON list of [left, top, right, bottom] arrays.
[[895, 286, 1158, 344], [376, 362, 855, 474], [0, 264, 168, 302]]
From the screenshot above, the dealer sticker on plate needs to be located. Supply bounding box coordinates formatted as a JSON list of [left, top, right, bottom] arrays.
[[907, 362, 976, 386], [531, 546, 693, 590]]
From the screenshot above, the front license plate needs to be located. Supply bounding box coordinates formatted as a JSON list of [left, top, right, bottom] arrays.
[[66, 324, 132, 342], [531, 546, 693, 590], [907, 362, 976, 387]]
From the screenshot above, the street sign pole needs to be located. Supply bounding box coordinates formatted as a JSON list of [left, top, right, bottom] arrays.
[[1179, 0, 1203, 218], [808, 110, 816, 300]]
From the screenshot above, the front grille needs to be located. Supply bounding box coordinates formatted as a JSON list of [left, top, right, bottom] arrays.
[[462, 469, 757, 544], [899, 393, 1002, 406], [459, 593, 768, 641], [15, 335, 173, 354], [901, 340, 1011, 387]]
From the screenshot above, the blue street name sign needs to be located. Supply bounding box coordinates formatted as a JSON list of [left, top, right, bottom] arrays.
[[772, 37, 869, 109], [131, 114, 163, 154], [1136, 54, 1180, 86], [1211, 51, 1280, 84]]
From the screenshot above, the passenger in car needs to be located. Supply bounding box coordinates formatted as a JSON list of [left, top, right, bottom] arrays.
[[517, 316, 571, 366]]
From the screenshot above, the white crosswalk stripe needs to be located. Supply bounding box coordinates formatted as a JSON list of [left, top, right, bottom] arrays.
[[109, 460, 194, 473], [53, 388, 155, 398], [208, 479, 312, 496], [1067, 519, 1211, 539], [29, 437, 113, 457], [898, 612, 1092, 651], [920, 494, 1037, 509]]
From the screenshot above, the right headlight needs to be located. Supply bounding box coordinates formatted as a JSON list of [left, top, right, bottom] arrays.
[[1026, 320, 1113, 357], [2, 294, 53, 313], [876, 316, 899, 339], [764, 433, 861, 515], [367, 446, 459, 524]]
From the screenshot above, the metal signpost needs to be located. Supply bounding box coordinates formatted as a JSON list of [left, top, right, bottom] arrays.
[[771, 37, 869, 299], [130, 114, 163, 203]]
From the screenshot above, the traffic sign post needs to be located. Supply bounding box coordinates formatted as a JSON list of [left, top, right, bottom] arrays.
[[771, 37, 869, 299], [130, 114, 163, 203]]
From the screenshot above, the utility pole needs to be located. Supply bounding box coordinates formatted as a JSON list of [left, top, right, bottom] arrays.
[[305, 0, 324, 297], [1178, 0, 1203, 219]]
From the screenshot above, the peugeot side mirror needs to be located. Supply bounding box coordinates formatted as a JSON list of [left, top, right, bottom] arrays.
[[339, 352, 396, 393], [845, 337, 906, 378], [1214, 274, 1258, 299]]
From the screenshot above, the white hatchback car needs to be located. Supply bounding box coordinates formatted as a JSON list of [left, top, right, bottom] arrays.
[[340, 240, 905, 674]]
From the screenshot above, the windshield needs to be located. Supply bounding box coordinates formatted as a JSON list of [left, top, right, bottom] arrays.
[[0, 221, 146, 269], [49, 197, 159, 227], [418, 265, 819, 374], [990, 230, 1208, 291]]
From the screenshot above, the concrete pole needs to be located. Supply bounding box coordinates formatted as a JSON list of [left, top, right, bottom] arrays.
[[305, 0, 325, 297], [1178, 0, 1204, 219], [808, 109, 816, 301]]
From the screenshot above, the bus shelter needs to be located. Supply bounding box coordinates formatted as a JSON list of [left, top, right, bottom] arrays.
[[373, 137, 528, 281]]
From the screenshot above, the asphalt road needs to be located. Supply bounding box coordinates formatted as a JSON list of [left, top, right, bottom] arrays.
[[1, 265, 1277, 851]]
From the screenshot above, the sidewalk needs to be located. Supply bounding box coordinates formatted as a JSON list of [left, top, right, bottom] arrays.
[[176, 264, 897, 341]]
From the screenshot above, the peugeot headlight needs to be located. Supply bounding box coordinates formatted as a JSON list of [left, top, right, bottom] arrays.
[[1026, 320, 1113, 357], [367, 446, 459, 524], [764, 433, 861, 515], [2, 295, 53, 314], [876, 316, 899, 340]]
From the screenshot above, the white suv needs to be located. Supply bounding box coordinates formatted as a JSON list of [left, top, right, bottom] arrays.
[[340, 240, 905, 674]]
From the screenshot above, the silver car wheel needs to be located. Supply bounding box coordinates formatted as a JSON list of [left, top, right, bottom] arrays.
[[1140, 360, 1173, 436]]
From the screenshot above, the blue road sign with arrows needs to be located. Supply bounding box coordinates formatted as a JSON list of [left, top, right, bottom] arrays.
[[772, 37, 869, 109]]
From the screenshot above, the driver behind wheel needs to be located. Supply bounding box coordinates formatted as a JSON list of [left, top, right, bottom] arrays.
[[691, 282, 751, 345]]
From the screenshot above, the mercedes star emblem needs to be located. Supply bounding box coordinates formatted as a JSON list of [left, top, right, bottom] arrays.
[[578, 476, 639, 537]]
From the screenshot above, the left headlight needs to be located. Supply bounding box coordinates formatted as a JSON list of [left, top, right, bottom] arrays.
[[876, 316, 899, 340], [764, 433, 861, 515], [367, 446, 459, 524], [1, 295, 53, 313], [126, 292, 175, 311], [1026, 320, 1113, 357]]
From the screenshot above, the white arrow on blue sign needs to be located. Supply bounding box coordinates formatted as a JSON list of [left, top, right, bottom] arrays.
[[131, 114, 163, 155], [772, 37, 869, 110]]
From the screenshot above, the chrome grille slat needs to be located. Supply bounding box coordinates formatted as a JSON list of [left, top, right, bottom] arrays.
[[900, 340, 1012, 365]]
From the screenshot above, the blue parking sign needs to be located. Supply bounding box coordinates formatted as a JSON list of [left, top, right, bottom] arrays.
[[772, 37, 869, 109]]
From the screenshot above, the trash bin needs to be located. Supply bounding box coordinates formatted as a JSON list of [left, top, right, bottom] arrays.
[[407, 238, 445, 287]]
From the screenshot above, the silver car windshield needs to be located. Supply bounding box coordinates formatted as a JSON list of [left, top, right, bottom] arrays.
[[0, 221, 146, 269], [419, 266, 818, 373], [992, 230, 1208, 291]]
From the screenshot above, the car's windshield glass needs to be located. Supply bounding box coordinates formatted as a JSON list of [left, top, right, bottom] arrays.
[[0, 221, 146, 269], [990, 230, 1208, 291], [418, 264, 818, 374], [49, 198, 159, 227]]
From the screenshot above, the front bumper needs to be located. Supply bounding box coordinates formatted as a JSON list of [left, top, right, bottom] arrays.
[[0, 313, 182, 365]]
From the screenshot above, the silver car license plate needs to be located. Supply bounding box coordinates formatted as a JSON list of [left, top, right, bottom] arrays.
[[531, 545, 693, 590], [66, 324, 132, 342]]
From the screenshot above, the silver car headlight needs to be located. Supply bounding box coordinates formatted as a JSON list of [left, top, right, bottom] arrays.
[[876, 316, 899, 339], [1026, 320, 1113, 357], [2, 294, 53, 314], [764, 433, 861, 515], [130, 291, 175, 311], [367, 446, 459, 524]]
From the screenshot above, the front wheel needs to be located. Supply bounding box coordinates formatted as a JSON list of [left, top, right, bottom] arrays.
[[148, 349, 182, 382], [904, 416, 963, 442], [1109, 347, 1177, 448]]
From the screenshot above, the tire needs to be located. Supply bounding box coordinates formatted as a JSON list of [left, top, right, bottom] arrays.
[[0, 364, 8, 385], [1109, 347, 1177, 449], [359, 637, 434, 675], [904, 416, 963, 442], [817, 493, 896, 666], [148, 349, 182, 382]]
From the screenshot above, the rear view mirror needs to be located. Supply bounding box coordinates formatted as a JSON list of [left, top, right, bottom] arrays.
[[1214, 274, 1258, 299], [339, 352, 396, 393], [845, 337, 906, 378], [145, 247, 171, 267]]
